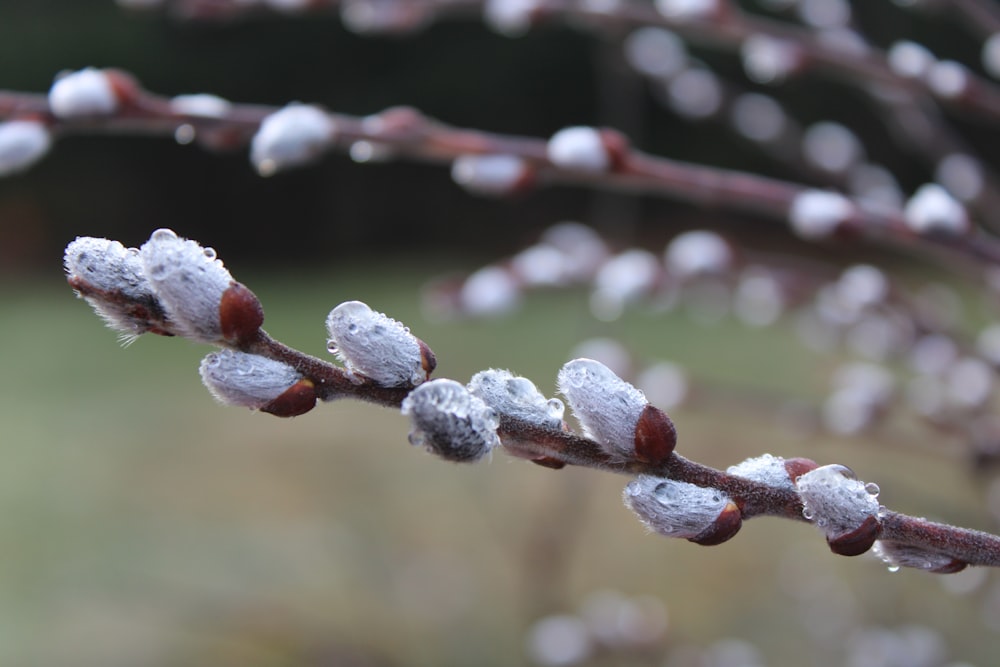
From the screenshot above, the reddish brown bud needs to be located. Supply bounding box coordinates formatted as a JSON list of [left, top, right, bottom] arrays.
[[599, 128, 631, 172], [827, 514, 881, 557], [689, 501, 743, 546], [783, 457, 818, 483], [418, 338, 437, 379], [929, 559, 968, 574], [261, 379, 317, 418], [103, 68, 142, 108], [530, 456, 567, 470], [219, 281, 264, 344], [634, 404, 677, 466]]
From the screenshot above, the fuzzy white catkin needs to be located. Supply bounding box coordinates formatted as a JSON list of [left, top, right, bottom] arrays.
[[594, 250, 660, 301], [401, 379, 500, 462], [558, 358, 647, 459], [48, 68, 119, 118], [200, 350, 301, 409], [510, 244, 567, 286], [655, 0, 718, 20], [666, 68, 723, 119], [788, 190, 854, 240], [250, 103, 336, 176], [796, 464, 879, 539], [935, 153, 984, 203], [872, 540, 958, 572], [734, 268, 784, 327], [624, 476, 730, 539], [926, 60, 968, 99], [451, 154, 528, 195], [802, 122, 863, 174], [977, 323, 1000, 365], [730, 93, 786, 143], [460, 265, 520, 317], [540, 222, 608, 280], [623, 27, 688, 79], [64, 236, 159, 336], [525, 615, 592, 667], [727, 453, 796, 491], [837, 264, 889, 315], [170, 94, 232, 118], [887, 40, 936, 79], [984, 33, 1000, 80], [0, 120, 52, 176], [903, 183, 970, 235], [483, 0, 540, 36], [467, 369, 565, 430], [65, 237, 150, 298], [547, 127, 610, 172], [741, 34, 799, 85], [139, 228, 234, 343], [326, 300, 426, 387], [665, 230, 731, 278]]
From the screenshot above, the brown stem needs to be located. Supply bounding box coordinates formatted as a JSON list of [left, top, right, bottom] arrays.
[[880, 510, 1000, 568]]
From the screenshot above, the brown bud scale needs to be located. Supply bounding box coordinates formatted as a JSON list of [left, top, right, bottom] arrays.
[[689, 501, 743, 546], [262, 379, 317, 417], [634, 404, 677, 466], [219, 281, 264, 344], [783, 457, 818, 483], [530, 456, 567, 470], [827, 514, 881, 557], [929, 558, 968, 574], [418, 338, 437, 379], [599, 128, 631, 172]]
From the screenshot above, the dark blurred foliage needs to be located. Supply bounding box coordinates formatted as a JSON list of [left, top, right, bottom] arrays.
[[0, 0, 993, 273]]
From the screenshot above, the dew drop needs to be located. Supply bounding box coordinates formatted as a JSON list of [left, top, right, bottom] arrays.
[[151, 228, 178, 242], [546, 398, 565, 420], [865, 482, 880, 496], [326, 341, 338, 354], [888, 564, 901, 573], [203, 247, 217, 260], [802, 507, 815, 520], [347, 322, 359, 334], [408, 430, 425, 446], [830, 464, 856, 479]]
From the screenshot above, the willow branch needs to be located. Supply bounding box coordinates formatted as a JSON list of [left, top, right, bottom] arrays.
[[5, 79, 1000, 273]]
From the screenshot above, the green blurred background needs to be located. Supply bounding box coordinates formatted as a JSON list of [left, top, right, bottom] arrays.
[[3, 2, 1000, 666]]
